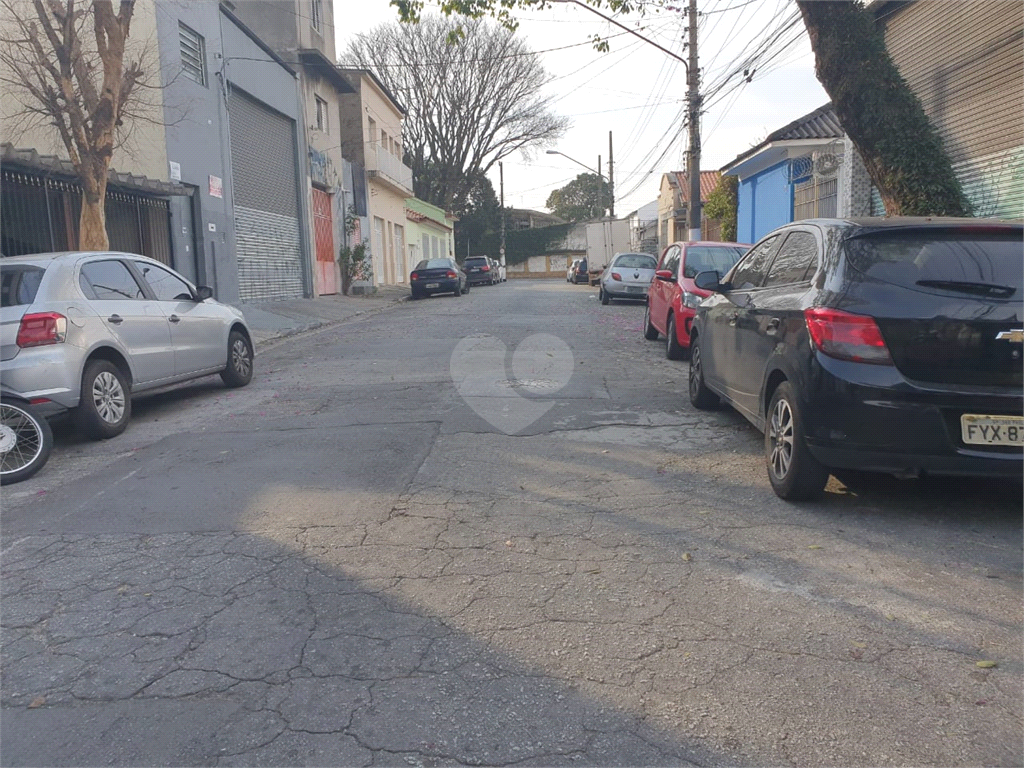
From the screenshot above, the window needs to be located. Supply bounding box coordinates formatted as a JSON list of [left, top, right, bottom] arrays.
[[310, 0, 323, 32], [80, 260, 146, 300], [179, 23, 206, 86], [1, 266, 44, 307], [659, 245, 681, 276], [368, 118, 377, 147], [137, 263, 195, 302], [763, 232, 818, 287], [315, 96, 328, 133], [682, 245, 748, 279], [728, 234, 781, 290]]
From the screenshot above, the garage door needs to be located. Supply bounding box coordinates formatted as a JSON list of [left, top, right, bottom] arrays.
[[228, 87, 305, 302]]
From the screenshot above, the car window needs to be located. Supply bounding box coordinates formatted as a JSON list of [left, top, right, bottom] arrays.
[[659, 246, 681, 275], [0, 266, 44, 307], [420, 259, 451, 269], [763, 232, 818, 287], [681, 245, 748, 279], [844, 229, 1024, 293], [137, 263, 194, 302], [80, 260, 146, 300], [729, 235, 781, 290], [614, 254, 657, 270], [465, 257, 488, 267]]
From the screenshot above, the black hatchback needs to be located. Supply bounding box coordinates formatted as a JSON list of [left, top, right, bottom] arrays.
[[687, 217, 1023, 500]]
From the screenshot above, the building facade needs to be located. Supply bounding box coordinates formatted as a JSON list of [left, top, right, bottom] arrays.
[[404, 199, 455, 267], [337, 68, 414, 287], [656, 170, 722, 251]]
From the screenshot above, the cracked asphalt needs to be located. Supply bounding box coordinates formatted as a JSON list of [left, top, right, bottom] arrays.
[[2, 279, 1021, 767]]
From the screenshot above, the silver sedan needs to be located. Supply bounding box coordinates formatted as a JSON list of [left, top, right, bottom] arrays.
[[598, 252, 658, 304], [1, 252, 254, 440]]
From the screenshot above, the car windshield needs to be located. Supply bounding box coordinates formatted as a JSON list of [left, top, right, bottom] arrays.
[[682, 246, 748, 278], [614, 254, 657, 269], [417, 259, 452, 270], [844, 229, 1024, 295], [0, 266, 45, 307]]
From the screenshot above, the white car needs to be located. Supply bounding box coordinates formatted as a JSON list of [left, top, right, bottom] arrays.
[[1, 251, 254, 439]]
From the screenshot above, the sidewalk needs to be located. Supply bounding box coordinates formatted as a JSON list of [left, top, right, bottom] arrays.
[[239, 284, 409, 347]]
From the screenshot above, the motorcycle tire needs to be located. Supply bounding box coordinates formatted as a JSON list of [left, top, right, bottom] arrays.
[[0, 400, 53, 485]]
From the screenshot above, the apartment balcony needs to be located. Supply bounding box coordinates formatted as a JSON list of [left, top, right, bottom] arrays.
[[368, 145, 414, 195]]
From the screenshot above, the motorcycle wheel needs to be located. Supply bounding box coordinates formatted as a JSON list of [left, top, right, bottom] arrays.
[[0, 401, 53, 485]]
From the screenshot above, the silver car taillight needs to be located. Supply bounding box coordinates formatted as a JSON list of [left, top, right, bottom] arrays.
[[16, 312, 67, 347]]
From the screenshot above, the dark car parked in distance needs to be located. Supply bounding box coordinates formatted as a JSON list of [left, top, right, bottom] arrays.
[[463, 256, 495, 286], [410, 258, 468, 299], [570, 258, 590, 285], [687, 217, 1024, 500]]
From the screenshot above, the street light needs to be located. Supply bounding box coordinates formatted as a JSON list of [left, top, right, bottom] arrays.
[[546, 149, 611, 219]]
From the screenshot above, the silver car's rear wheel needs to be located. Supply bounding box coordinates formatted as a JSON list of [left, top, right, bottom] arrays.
[[75, 359, 131, 440]]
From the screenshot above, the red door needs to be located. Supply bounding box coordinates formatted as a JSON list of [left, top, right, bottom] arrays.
[[312, 189, 338, 295]]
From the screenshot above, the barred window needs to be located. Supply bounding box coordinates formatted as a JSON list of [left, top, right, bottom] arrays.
[[315, 96, 328, 133], [179, 23, 206, 86]]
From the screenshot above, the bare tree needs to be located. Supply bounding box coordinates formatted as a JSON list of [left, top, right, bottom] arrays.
[[0, 0, 155, 248], [343, 16, 569, 214]]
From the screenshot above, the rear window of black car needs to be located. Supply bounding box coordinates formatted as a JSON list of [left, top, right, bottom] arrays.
[[845, 229, 1023, 296], [464, 258, 488, 266], [0, 266, 45, 307], [416, 259, 452, 270]]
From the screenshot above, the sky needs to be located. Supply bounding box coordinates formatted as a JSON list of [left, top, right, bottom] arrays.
[[335, 0, 830, 217]]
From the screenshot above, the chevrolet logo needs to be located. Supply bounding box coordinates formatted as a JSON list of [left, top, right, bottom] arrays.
[[996, 329, 1024, 343]]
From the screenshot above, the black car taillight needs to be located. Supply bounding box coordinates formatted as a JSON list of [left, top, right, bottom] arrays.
[[17, 312, 67, 347], [446, 270, 458, 279], [804, 308, 892, 365], [411, 271, 419, 281]]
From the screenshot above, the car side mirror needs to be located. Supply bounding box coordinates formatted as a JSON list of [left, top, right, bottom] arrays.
[[196, 285, 214, 301], [693, 270, 723, 292], [654, 269, 676, 283]]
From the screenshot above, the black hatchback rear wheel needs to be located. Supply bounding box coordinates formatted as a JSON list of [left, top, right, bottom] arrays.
[[688, 335, 719, 410], [765, 381, 830, 500]]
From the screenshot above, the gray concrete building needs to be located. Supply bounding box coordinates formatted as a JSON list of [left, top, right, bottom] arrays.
[[155, 0, 313, 304]]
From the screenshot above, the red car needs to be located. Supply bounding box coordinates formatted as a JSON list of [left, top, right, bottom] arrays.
[[643, 241, 749, 359]]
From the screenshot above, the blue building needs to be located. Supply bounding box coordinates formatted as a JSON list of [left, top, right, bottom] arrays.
[[721, 104, 872, 244]]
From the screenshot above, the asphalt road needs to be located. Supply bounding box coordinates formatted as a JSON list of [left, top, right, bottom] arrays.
[[2, 279, 1021, 767]]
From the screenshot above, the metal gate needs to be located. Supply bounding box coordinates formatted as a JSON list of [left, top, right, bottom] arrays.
[[228, 87, 304, 302], [311, 188, 337, 295]]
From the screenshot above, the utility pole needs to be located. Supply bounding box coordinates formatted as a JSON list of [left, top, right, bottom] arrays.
[[686, 0, 701, 240], [499, 162, 506, 266], [596, 155, 603, 219], [608, 130, 614, 218]]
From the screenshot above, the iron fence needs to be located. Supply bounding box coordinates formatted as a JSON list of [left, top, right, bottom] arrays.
[[1, 168, 173, 264]]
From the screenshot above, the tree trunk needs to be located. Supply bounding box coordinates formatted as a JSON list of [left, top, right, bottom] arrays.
[[797, 1, 971, 217], [78, 168, 110, 250]]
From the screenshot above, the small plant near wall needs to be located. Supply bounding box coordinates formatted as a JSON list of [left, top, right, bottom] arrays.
[[337, 207, 374, 295]]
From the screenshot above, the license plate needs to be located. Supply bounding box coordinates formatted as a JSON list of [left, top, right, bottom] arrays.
[[961, 414, 1024, 446], [425, 282, 439, 289], [626, 286, 644, 293]]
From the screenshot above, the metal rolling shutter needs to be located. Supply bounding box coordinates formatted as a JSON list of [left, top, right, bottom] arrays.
[[228, 88, 304, 301]]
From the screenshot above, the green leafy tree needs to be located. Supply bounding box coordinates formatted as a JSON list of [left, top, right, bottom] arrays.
[[703, 175, 738, 242], [545, 173, 610, 222], [394, 0, 971, 217], [337, 208, 374, 295], [454, 170, 500, 258]]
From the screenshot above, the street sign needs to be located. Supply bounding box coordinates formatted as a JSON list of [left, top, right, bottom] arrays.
[[499, 247, 506, 255]]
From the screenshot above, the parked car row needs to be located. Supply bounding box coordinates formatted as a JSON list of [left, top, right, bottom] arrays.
[[636, 218, 1023, 500], [462, 256, 506, 286], [1, 251, 255, 451]]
